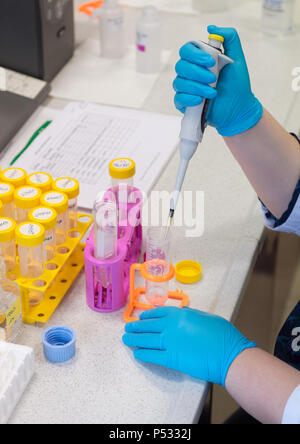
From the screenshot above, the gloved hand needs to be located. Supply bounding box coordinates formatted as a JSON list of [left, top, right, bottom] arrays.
[[123, 306, 257, 387], [173, 25, 263, 137]]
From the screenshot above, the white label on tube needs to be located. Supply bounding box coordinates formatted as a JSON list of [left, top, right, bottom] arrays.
[[113, 159, 132, 169], [44, 192, 64, 204], [19, 223, 41, 236], [0, 184, 11, 194], [32, 208, 54, 220], [0, 219, 12, 231], [3, 169, 24, 179], [17, 187, 38, 199], [55, 178, 76, 190], [29, 173, 49, 184]]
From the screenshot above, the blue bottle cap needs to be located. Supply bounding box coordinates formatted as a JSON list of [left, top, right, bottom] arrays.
[[42, 326, 76, 363]]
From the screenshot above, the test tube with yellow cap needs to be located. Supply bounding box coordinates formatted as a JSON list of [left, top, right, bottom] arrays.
[[26, 172, 53, 193], [0, 217, 17, 273], [52, 177, 80, 229], [16, 222, 45, 279], [1, 168, 27, 189], [41, 191, 68, 245], [109, 158, 136, 204], [29, 207, 57, 262], [14, 186, 42, 224], [0, 183, 15, 219]]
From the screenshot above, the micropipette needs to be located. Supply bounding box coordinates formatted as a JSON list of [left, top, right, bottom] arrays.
[[166, 34, 234, 235]]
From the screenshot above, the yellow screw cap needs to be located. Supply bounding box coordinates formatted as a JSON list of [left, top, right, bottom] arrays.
[[29, 206, 58, 231], [0, 201, 2, 217], [0, 183, 15, 204], [16, 222, 45, 248], [0, 217, 16, 242], [1, 168, 27, 188], [109, 158, 136, 180], [53, 177, 80, 199], [175, 260, 202, 284], [209, 34, 224, 43], [14, 186, 42, 209], [27, 172, 53, 193], [41, 191, 68, 214]]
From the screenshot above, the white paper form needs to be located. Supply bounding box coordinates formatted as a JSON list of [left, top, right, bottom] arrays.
[[14, 102, 181, 209], [50, 40, 171, 109]]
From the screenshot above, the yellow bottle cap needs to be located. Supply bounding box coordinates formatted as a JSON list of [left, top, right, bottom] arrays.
[[175, 260, 202, 284], [41, 191, 68, 214], [0, 217, 16, 242], [0, 183, 15, 204], [27, 172, 53, 193], [1, 168, 27, 188], [109, 158, 136, 180], [0, 201, 2, 217], [209, 34, 224, 43], [16, 222, 45, 247], [28, 206, 57, 231], [53, 177, 80, 199], [14, 186, 42, 209]]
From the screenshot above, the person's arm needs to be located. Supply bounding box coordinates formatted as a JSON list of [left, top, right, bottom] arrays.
[[225, 347, 300, 424], [224, 110, 300, 219]]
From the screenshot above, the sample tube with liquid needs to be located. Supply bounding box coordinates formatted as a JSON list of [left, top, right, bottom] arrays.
[[93, 197, 118, 291], [136, 6, 162, 74], [53, 177, 80, 229], [0, 218, 17, 273], [1, 168, 27, 189], [0, 183, 15, 219], [109, 158, 135, 204], [262, 0, 295, 36], [41, 191, 68, 246], [145, 226, 172, 306], [29, 207, 57, 262], [26, 172, 53, 193], [14, 186, 42, 224], [99, 0, 126, 59], [0, 257, 22, 342]]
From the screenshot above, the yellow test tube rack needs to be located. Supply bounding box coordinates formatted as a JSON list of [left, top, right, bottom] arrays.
[[10, 213, 93, 325]]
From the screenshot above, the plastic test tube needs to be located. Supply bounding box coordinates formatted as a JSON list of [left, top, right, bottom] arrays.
[[41, 191, 68, 246], [26, 172, 53, 193], [0, 217, 17, 273], [109, 158, 136, 205], [14, 186, 42, 224], [53, 177, 80, 229], [145, 226, 172, 306], [1, 168, 27, 189], [0, 183, 15, 219], [29, 207, 57, 262]]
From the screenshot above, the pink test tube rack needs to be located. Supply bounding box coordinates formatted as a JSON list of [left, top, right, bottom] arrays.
[[84, 188, 143, 313]]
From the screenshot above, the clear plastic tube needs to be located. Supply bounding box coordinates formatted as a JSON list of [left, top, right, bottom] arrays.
[[145, 226, 172, 306]]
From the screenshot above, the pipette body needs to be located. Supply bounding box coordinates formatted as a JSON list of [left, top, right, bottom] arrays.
[[169, 35, 234, 221]]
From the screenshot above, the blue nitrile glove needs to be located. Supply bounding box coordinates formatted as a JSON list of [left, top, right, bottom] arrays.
[[123, 306, 257, 387], [173, 25, 263, 137]]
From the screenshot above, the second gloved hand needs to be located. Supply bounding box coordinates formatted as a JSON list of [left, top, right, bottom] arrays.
[[173, 25, 263, 137], [123, 306, 257, 387]]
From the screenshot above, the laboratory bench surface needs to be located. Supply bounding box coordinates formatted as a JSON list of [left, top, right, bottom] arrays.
[[3, 0, 300, 424]]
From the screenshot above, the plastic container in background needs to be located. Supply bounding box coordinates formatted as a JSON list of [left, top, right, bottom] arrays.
[[109, 158, 135, 206], [93, 197, 118, 289], [0, 218, 17, 274], [1, 168, 27, 189], [0, 183, 15, 219], [193, 0, 229, 12], [136, 6, 162, 74], [99, 0, 126, 59], [14, 186, 42, 224], [16, 222, 45, 306], [145, 226, 172, 306], [262, 0, 295, 35], [26, 172, 53, 193], [53, 177, 80, 229], [0, 257, 22, 342], [41, 191, 68, 246], [29, 207, 57, 262]]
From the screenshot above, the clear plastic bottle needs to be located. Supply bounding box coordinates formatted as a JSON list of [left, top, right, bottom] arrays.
[[28, 207, 57, 262], [145, 226, 172, 306], [136, 6, 162, 74], [0, 183, 15, 219], [0, 217, 17, 273], [262, 0, 295, 35], [14, 186, 42, 224], [109, 158, 135, 204], [41, 191, 68, 245], [16, 222, 45, 280], [99, 0, 126, 59], [53, 177, 80, 230], [0, 257, 22, 343], [93, 197, 118, 289]]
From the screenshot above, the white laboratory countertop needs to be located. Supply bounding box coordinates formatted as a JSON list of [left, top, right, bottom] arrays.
[[4, 0, 300, 424]]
